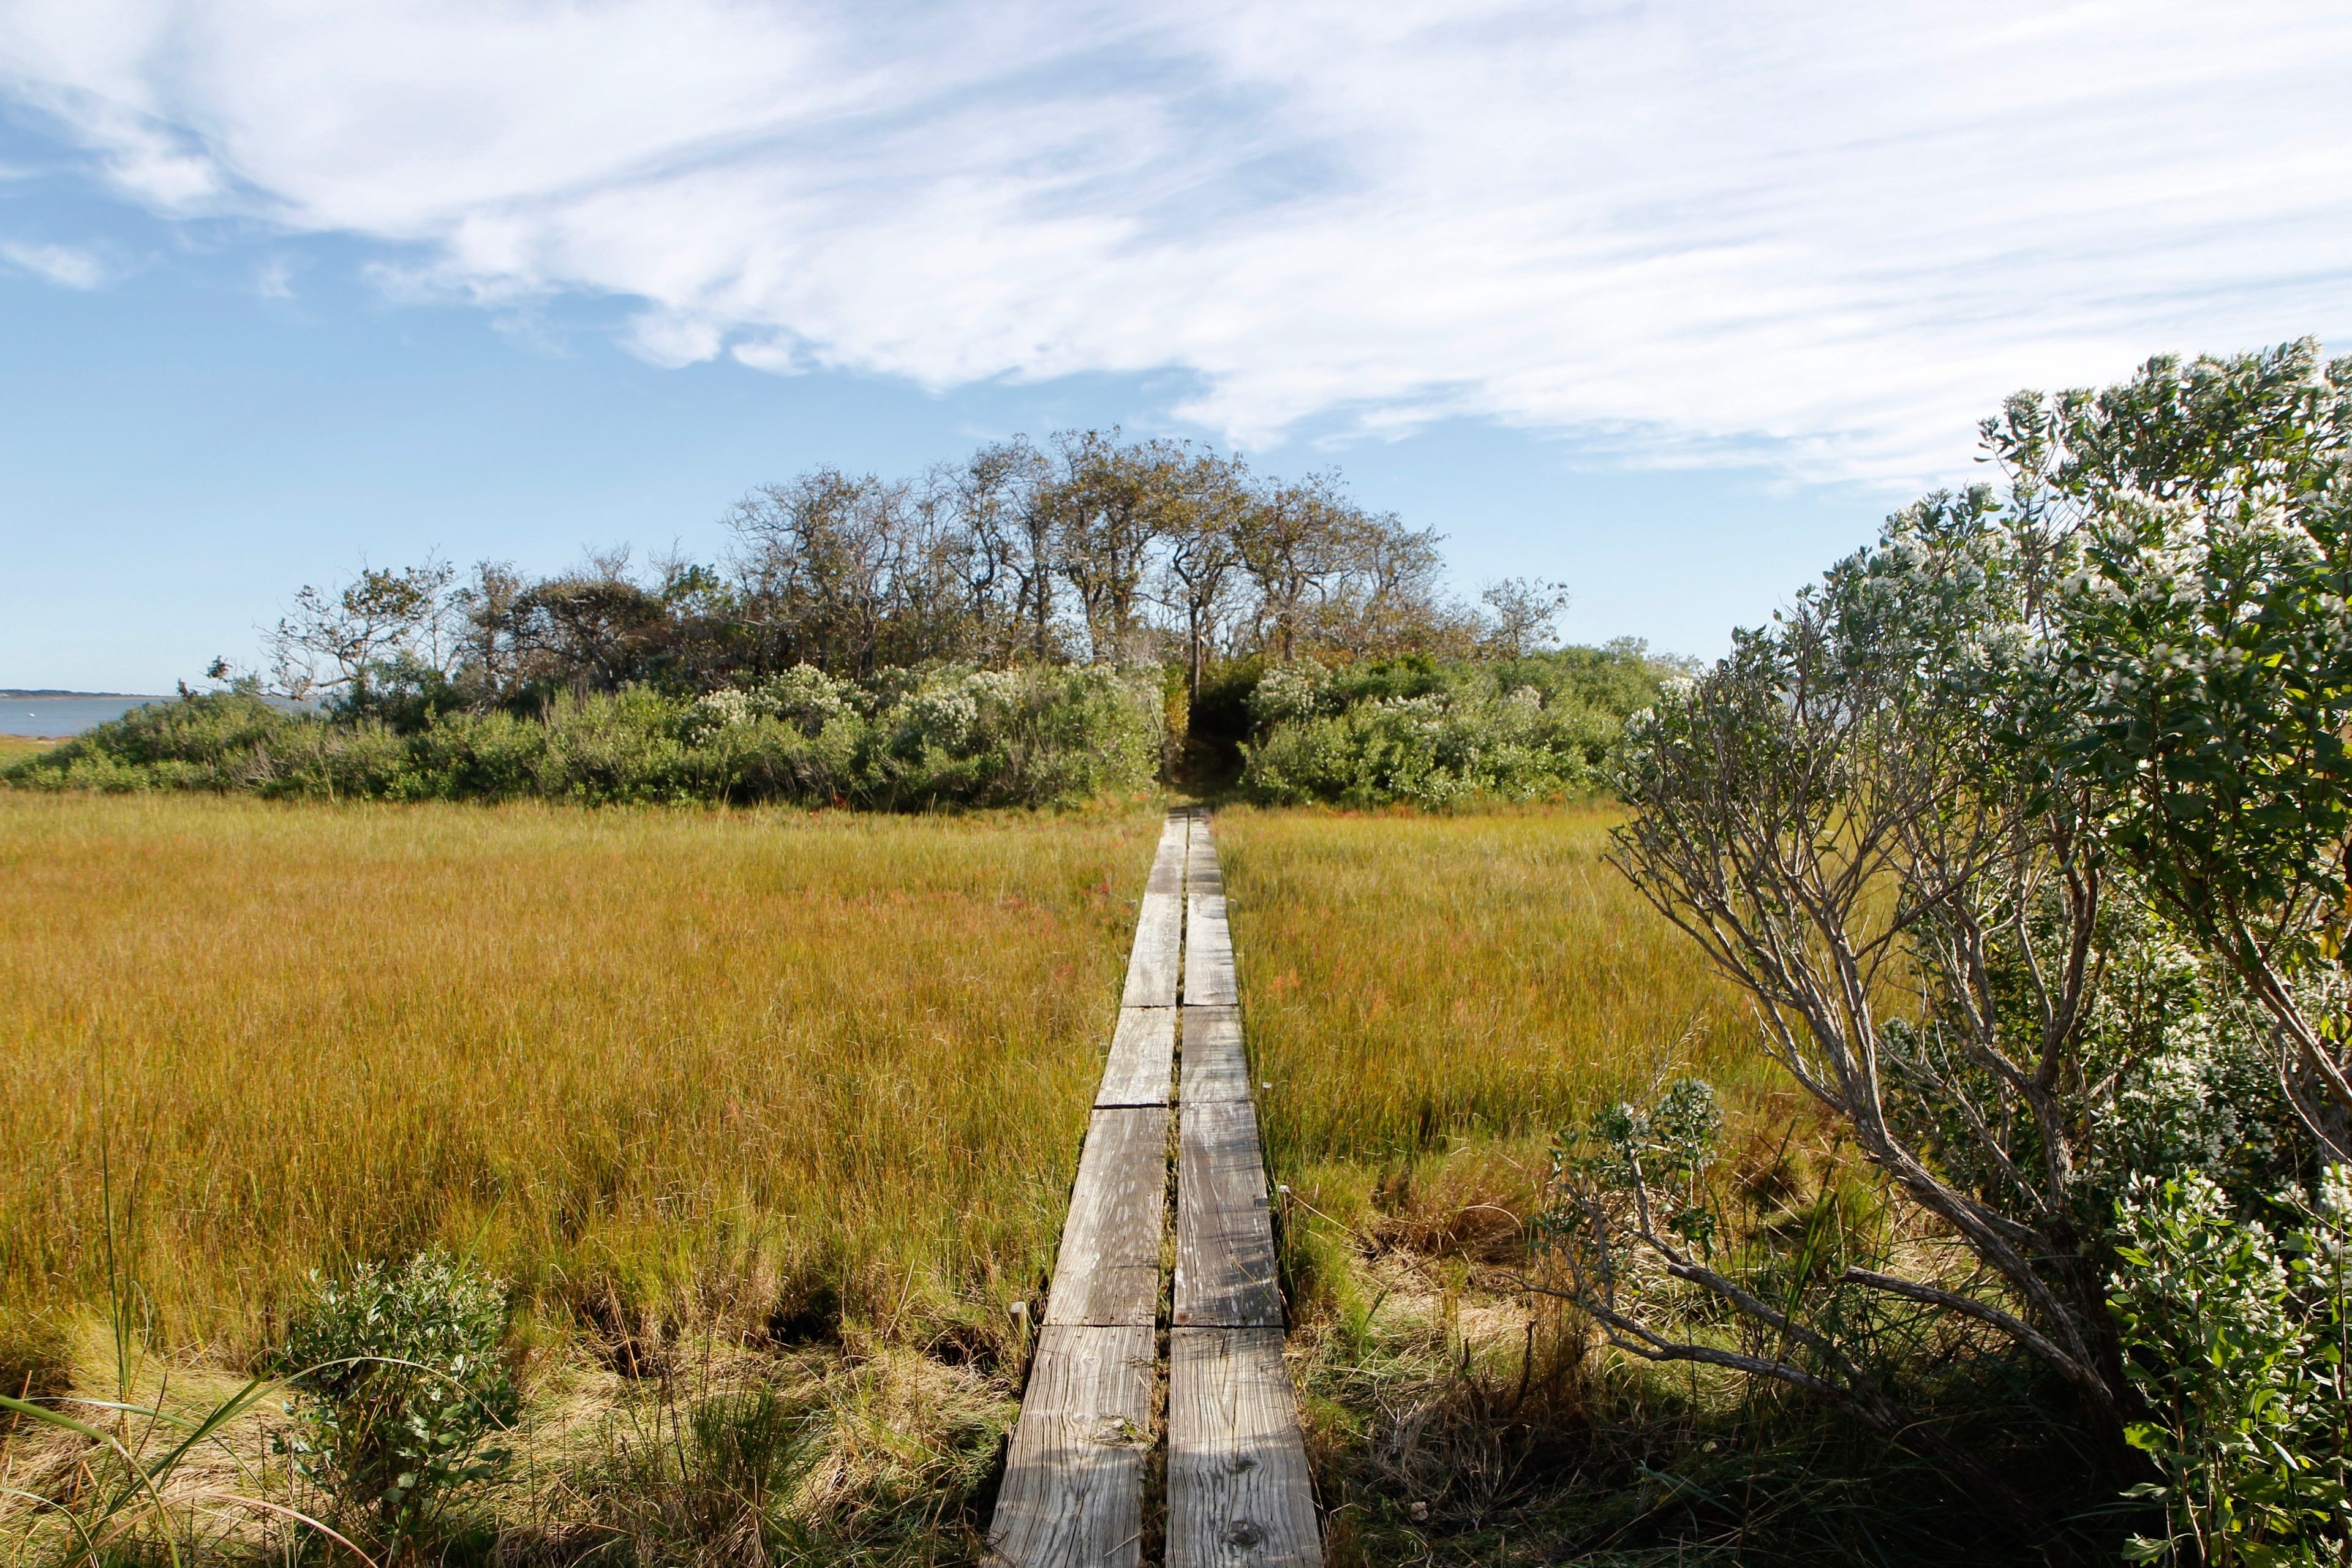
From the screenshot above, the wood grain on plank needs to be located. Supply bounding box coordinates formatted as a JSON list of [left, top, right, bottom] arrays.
[[1045, 1107, 1170, 1327], [1121, 813, 1189, 1007], [1167, 1327, 1322, 1568], [1184, 891, 1238, 1006], [1150, 813, 1190, 895], [1124, 892, 1184, 1007], [1097, 1005, 1177, 1107], [1185, 818, 1223, 892], [1175, 1098, 1282, 1328], [990, 1324, 1158, 1568], [1181, 1006, 1251, 1104]]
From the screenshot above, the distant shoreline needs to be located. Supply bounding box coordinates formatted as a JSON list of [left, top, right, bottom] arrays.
[[1, 689, 170, 699]]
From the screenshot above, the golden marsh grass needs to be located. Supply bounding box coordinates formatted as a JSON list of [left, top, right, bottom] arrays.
[[1215, 802, 1780, 1226], [0, 793, 1159, 1363]]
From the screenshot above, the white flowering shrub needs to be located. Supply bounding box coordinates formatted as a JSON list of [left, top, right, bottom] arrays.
[[2000, 342, 2352, 1169], [2111, 1170, 2350, 1566], [859, 664, 1163, 806], [648, 662, 1167, 806], [1246, 663, 1324, 726], [762, 664, 851, 733], [679, 665, 851, 744], [1591, 344, 2352, 1536], [680, 685, 761, 743], [898, 682, 979, 751]]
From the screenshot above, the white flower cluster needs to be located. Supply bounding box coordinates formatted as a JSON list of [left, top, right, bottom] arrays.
[[766, 664, 851, 731], [680, 663, 853, 742], [685, 685, 761, 737], [902, 681, 981, 748], [2050, 481, 2352, 721], [963, 668, 1027, 709], [1248, 663, 1322, 725]]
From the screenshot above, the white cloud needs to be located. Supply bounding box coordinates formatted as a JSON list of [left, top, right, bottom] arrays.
[[0, 239, 104, 288], [1, 0, 2347, 484]]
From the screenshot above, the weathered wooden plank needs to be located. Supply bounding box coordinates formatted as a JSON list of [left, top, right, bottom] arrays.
[[1003, 807, 1316, 1564], [1183, 817, 1236, 1003], [1185, 816, 1221, 889], [1167, 1327, 1322, 1568], [1120, 813, 1190, 1007], [1045, 1107, 1170, 1327], [1149, 813, 1190, 895], [1184, 892, 1238, 1006], [1097, 1005, 1177, 1107], [1181, 1006, 1251, 1104], [1123, 892, 1183, 1007], [990, 1324, 1157, 1568], [1175, 1098, 1282, 1328]]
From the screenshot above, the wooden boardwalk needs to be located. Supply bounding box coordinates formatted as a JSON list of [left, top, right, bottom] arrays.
[[990, 810, 1320, 1568]]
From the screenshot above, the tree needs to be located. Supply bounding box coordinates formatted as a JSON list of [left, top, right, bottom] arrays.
[[951, 438, 1061, 662], [1235, 473, 1352, 662], [451, 560, 529, 702], [728, 469, 971, 675], [1480, 576, 1571, 657], [1158, 450, 1253, 701], [270, 558, 457, 705], [1045, 429, 1186, 663], [1594, 486, 2137, 1521], [1316, 509, 1471, 659], [510, 554, 673, 693]]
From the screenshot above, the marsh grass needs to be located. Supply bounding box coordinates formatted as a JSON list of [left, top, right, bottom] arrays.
[[0, 794, 1158, 1363], [1215, 801, 1784, 1183], [0, 737, 56, 766], [1, 795, 2116, 1562]]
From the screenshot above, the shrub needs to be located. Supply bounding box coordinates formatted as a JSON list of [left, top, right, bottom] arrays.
[[4, 663, 1166, 810], [592, 1381, 820, 1562], [1236, 644, 1678, 807], [2111, 1170, 2351, 1566], [277, 1250, 519, 1558]]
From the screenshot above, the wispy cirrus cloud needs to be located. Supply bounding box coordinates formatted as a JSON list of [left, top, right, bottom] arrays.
[[1, 0, 2346, 484]]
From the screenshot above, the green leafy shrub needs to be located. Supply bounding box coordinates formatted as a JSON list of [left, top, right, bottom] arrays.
[[1237, 646, 1672, 807], [3, 663, 1164, 809], [277, 1250, 519, 1558], [2111, 1170, 2351, 1566]]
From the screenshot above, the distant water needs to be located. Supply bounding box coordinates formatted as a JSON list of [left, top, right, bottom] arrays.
[[1, 695, 175, 738]]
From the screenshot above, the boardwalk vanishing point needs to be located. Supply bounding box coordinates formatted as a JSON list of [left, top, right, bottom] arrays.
[[989, 809, 1322, 1568]]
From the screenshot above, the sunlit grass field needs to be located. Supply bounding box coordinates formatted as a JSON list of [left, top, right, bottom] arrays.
[[0, 791, 1904, 1562], [1217, 801, 1778, 1227], [0, 794, 1159, 1365]]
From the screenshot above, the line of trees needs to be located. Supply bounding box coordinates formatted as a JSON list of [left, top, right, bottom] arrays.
[[260, 430, 1568, 720]]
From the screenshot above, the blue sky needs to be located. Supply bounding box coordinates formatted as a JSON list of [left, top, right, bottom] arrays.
[[2, 1, 2348, 692]]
